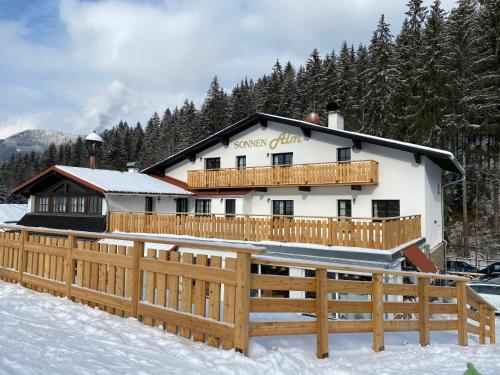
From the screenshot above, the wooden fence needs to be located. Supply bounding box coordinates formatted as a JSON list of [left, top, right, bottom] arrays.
[[109, 212, 421, 250], [0, 225, 495, 359], [187, 160, 379, 189]]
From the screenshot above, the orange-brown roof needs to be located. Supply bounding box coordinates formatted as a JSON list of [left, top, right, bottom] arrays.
[[403, 244, 438, 273]]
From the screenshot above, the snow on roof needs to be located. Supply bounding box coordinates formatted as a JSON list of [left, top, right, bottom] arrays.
[[0, 204, 28, 224], [85, 131, 103, 143], [55, 166, 193, 195]]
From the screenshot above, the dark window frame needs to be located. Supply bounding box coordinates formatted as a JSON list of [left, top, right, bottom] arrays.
[[176, 198, 189, 213], [337, 199, 352, 217], [52, 196, 67, 213], [272, 152, 293, 166], [372, 200, 400, 218], [145, 196, 154, 213], [337, 147, 351, 162], [70, 196, 86, 214], [225, 199, 236, 216], [272, 200, 294, 216], [205, 157, 221, 170], [195, 199, 211, 215], [236, 155, 246, 169]]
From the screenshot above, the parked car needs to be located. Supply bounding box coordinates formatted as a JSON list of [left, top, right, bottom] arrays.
[[447, 260, 477, 273], [479, 262, 500, 276], [467, 277, 500, 314]]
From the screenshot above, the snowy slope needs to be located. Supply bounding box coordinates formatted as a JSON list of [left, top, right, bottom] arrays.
[[0, 281, 498, 375]]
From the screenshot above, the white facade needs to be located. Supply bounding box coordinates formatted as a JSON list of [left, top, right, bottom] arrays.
[[158, 119, 444, 249]]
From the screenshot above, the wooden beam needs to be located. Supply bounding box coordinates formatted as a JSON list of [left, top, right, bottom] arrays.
[[298, 186, 311, 192], [372, 273, 384, 351], [17, 230, 27, 285], [418, 277, 430, 346], [316, 268, 329, 358], [131, 241, 144, 319], [234, 252, 251, 355], [456, 280, 468, 346], [479, 303, 486, 344], [65, 235, 76, 299], [489, 309, 496, 344]]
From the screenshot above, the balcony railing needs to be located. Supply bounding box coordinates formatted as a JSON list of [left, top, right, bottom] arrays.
[[187, 160, 379, 189], [108, 212, 421, 250]]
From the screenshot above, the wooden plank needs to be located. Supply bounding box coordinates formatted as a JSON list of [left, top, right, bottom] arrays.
[[0, 267, 20, 281], [251, 298, 316, 313], [207, 256, 222, 347], [22, 273, 65, 294], [383, 283, 418, 296], [329, 320, 373, 333], [72, 248, 133, 268], [430, 303, 458, 314], [140, 257, 236, 286], [383, 301, 419, 314], [428, 285, 456, 298], [384, 320, 419, 332], [143, 249, 156, 326], [155, 250, 167, 327], [251, 274, 315, 292], [456, 280, 468, 346], [116, 245, 127, 317], [315, 268, 329, 359], [65, 235, 76, 299], [180, 252, 194, 338], [222, 257, 236, 350], [467, 323, 480, 335], [131, 241, 144, 319], [106, 245, 117, 314], [193, 254, 208, 342], [71, 286, 131, 312], [234, 252, 250, 355], [137, 303, 234, 340], [479, 303, 486, 345], [17, 230, 27, 285], [372, 273, 384, 352], [418, 277, 430, 346], [24, 242, 67, 258], [250, 321, 316, 336], [489, 309, 496, 344], [328, 279, 373, 294], [166, 251, 180, 333], [328, 300, 372, 313]]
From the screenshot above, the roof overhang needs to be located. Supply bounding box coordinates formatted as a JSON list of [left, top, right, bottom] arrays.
[[141, 112, 464, 176]]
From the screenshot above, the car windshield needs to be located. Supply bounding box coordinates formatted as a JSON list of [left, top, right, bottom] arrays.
[[469, 284, 500, 296]]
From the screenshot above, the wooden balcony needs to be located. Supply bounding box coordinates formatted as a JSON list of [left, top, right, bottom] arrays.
[[187, 160, 378, 189], [108, 212, 421, 250]]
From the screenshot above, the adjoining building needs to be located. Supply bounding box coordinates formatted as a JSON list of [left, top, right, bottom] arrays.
[[11, 109, 464, 273]]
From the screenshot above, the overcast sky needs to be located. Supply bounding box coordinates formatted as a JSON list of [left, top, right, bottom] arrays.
[[0, 0, 458, 138]]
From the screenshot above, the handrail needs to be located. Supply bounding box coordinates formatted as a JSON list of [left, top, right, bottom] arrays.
[[187, 159, 379, 172], [466, 284, 497, 311], [108, 210, 421, 222], [0, 224, 266, 255]]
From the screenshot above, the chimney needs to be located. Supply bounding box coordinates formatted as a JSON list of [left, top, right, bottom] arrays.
[[85, 131, 103, 170], [127, 161, 139, 173], [326, 102, 344, 130]]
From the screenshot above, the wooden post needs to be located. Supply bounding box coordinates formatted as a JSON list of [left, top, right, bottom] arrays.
[[316, 268, 329, 358], [234, 252, 251, 356], [131, 241, 144, 320], [479, 303, 486, 345], [17, 230, 27, 285], [65, 234, 76, 299], [489, 309, 496, 344], [417, 277, 430, 346], [372, 273, 384, 352], [456, 280, 468, 346]]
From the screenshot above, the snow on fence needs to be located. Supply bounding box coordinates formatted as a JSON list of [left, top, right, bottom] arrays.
[[0, 225, 495, 359], [108, 212, 421, 250]]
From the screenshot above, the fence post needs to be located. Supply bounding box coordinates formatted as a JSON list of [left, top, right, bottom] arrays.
[[479, 303, 486, 345], [417, 277, 430, 346], [234, 252, 251, 356], [17, 230, 27, 285], [65, 234, 76, 299], [456, 280, 468, 346], [489, 309, 496, 344], [316, 268, 329, 358], [131, 241, 144, 320], [372, 273, 384, 352]]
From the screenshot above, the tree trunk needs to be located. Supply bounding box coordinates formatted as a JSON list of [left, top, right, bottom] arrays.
[[462, 152, 469, 257]]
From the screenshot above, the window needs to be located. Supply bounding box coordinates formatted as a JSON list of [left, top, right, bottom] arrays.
[[89, 196, 102, 214], [272, 152, 293, 166], [36, 196, 49, 212], [176, 198, 188, 213], [372, 200, 400, 218], [225, 199, 236, 216], [145, 197, 154, 213], [337, 147, 351, 162], [338, 200, 352, 217], [272, 200, 294, 216], [70, 196, 85, 213], [195, 199, 211, 215], [205, 158, 221, 170], [236, 156, 246, 169], [52, 196, 66, 213]]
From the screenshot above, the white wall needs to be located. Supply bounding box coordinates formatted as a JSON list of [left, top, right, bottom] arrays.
[[160, 120, 442, 248], [106, 194, 177, 213]]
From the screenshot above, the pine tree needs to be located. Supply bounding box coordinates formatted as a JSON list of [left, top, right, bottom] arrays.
[[200, 76, 230, 138]]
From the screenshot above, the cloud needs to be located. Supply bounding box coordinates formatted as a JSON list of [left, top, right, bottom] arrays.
[[0, 0, 459, 136], [0, 117, 37, 139]]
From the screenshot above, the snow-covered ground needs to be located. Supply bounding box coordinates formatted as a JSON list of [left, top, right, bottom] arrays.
[[0, 281, 498, 375]]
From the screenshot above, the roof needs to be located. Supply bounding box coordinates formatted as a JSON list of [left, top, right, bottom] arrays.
[[85, 131, 103, 143], [12, 166, 193, 196], [141, 112, 464, 175], [403, 244, 438, 273], [0, 204, 28, 224]]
